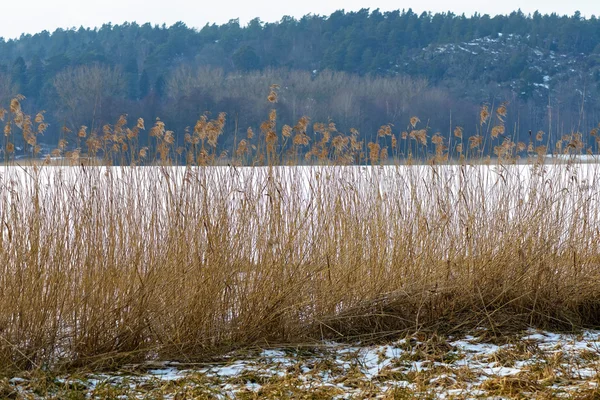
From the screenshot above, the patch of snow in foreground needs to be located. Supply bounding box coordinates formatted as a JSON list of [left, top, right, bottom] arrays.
[[11, 328, 597, 398]]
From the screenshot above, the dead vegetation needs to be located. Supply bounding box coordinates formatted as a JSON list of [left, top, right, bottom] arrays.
[[2, 330, 600, 398], [0, 89, 600, 382]]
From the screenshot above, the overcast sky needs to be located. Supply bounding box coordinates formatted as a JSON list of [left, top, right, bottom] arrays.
[[0, 0, 596, 40]]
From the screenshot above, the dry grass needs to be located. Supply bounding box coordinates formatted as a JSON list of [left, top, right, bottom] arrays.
[[1, 93, 600, 377], [3, 329, 600, 398]]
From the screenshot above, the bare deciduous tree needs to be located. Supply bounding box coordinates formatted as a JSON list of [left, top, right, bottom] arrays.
[[54, 64, 126, 131]]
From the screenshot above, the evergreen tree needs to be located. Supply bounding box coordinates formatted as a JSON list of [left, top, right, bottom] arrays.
[[232, 45, 261, 71], [11, 57, 27, 92], [125, 57, 139, 100], [155, 75, 166, 98], [139, 70, 150, 99], [25, 55, 44, 98]]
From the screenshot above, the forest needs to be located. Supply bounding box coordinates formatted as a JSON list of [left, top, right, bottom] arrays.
[[1, 8, 599, 157]]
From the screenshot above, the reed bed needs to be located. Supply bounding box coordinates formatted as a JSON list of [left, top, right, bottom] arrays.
[[1, 92, 600, 374]]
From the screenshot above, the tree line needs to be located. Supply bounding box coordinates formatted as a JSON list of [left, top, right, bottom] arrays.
[[0, 8, 599, 156]]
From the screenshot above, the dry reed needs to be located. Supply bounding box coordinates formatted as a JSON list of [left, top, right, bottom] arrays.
[[0, 95, 600, 375]]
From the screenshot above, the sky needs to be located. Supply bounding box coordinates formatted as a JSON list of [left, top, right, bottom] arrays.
[[0, 0, 596, 40]]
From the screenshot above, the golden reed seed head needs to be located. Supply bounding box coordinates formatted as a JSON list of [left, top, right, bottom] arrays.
[[150, 120, 166, 138], [454, 126, 463, 138], [350, 135, 362, 151], [318, 146, 328, 160], [194, 115, 207, 135], [38, 123, 48, 134], [378, 125, 392, 137], [368, 142, 380, 163], [496, 103, 507, 117], [116, 115, 127, 129], [217, 112, 226, 128], [13, 111, 24, 128], [69, 149, 80, 162], [293, 133, 310, 146], [137, 118, 145, 130], [126, 128, 138, 140], [415, 130, 427, 146], [164, 131, 175, 145], [10, 98, 21, 113], [480, 105, 490, 125], [469, 135, 483, 149], [282, 125, 292, 138], [435, 144, 447, 156], [247, 127, 254, 139], [568, 133, 584, 150], [380, 147, 388, 162], [267, 91, 277, 103], [435, 152, 449, 163], [491, 125, 505, 138], [555, 140, 563, 151], [528, 142, 534, 153], [535, 145, 547, 156], [186, 150, 195, 165], [410, 116, 420, 128], [86, 136, 101, 154], [502, 138, 515, 149], [259, 121, 270, 134], [24, 132, 36, 146], [207, 130, 220, 148], [102, 124, 112, 137], [294, 116, 310, 133], [536, 131, 544, 141], [266, 130, 277, 145], [34, 112, 45, 124], [267, 84, 279, 103], [331, 135, 348, 151], [236, 139, 248, 156], [266, 131, 278, 153]]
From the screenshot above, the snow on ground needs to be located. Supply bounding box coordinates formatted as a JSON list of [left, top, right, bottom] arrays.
[[4, 329, 600, 398]]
